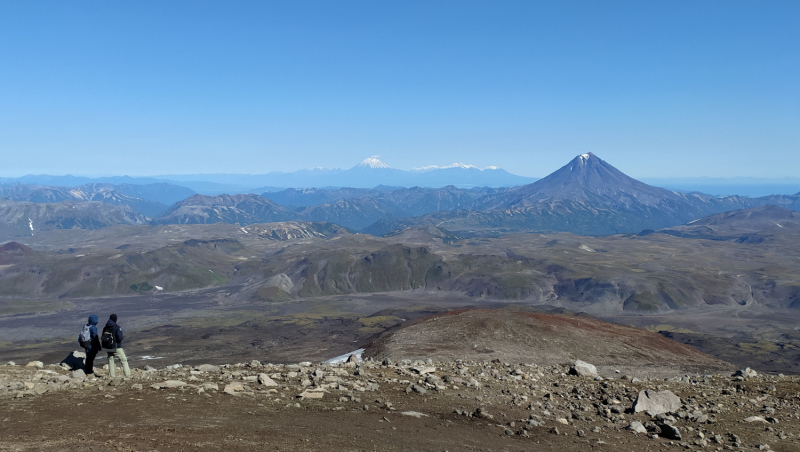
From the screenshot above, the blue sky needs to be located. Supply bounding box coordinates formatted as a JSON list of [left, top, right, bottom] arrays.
[[1, 1, 798, 178]]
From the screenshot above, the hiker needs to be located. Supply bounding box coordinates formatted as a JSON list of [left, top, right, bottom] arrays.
[[102, 314, 131, 377], [78, 314, 101, 375]]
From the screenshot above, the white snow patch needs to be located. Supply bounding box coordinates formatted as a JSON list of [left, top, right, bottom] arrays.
[[139, 356, 165, 360], [774, 222, 784, 228], [28, 219, 33, 231], [325, 348, 365, 364], [579, 244, 595, 252], [154, 285, 163, 291], [240, 228, 248, 233]]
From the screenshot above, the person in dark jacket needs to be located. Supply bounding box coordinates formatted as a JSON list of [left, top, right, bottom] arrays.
[[104, 314, 130, 377], [83, 314, 101, 375]]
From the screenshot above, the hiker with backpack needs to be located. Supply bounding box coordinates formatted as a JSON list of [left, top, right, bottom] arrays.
[[78, 314, 101, 375], [102, 314, 130, 378]]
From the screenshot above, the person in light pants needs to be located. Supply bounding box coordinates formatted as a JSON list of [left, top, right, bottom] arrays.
[[104, 314, 131, 377]]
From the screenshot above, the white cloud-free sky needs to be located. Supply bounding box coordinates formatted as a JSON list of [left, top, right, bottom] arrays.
[[1, 1, 798, 178]]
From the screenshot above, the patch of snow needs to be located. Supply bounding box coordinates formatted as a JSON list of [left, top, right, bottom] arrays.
[[154, 285, 163, 291], [240, 228, 248, 234], [579, 244, 595, 252], [774, 222, 784, 228], [139, 356, 165, 360], [325, 348, 365, 364], [28, 219, 33, 231]]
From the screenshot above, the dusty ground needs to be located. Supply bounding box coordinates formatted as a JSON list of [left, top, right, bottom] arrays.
[[2, 357, 799, 452]]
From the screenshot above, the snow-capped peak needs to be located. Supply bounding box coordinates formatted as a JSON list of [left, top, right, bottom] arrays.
[[356, 157, 391, 169]]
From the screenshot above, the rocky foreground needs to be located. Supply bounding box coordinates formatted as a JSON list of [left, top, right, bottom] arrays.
[[1, 355, 799, 451]]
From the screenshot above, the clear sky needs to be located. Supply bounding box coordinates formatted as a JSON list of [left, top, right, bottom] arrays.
[[1, 1, 798, 178]]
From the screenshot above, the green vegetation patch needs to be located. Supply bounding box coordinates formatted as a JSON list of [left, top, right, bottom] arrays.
[[623, 291, 662, 311], [645, 324, 695, 334], [130, 282, 153, 292]]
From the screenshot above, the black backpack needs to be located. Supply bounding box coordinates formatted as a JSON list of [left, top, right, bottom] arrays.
[[101, 325, 116, 350]]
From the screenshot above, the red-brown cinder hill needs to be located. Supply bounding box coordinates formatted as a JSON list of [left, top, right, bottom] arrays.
[[365, 309, 732, 377]]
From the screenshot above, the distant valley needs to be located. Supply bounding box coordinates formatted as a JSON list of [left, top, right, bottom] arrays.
[[2, 154, 800, 374]]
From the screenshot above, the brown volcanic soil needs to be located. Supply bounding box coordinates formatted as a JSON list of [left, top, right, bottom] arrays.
[[2, 359, 800, 452], [365, 310, 733, 377]]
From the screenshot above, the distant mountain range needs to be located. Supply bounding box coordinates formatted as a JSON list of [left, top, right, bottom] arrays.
[[0, 183, 194, 217], [1, 154, 799, 239], [0, 158, 536, 195]]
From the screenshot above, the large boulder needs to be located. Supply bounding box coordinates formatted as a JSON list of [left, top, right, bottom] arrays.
[[733, 368, 757, 378], [223, 382, 245, 396], [60, 351, 86, 371], [633, 390, 682, 416], [627, 421, 647, 434], [258, 373, 278, 386], [569, 360, 598, 377], [195, 364, 219, 372]]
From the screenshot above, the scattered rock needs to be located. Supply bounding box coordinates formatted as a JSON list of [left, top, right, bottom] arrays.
[[633, 390, 681, 416], [659, 423, 682, 440], [60, 351, 86, 371], [734, 368, 758, 378], [475, 408, 494, 420], [627, 421, 647, 434], [298, 390, 324, 400], [152, 380, 187, 389], [744, 416, 769, 423], [71, 369, 87, 380], [400, 411, 428, 418], [196, 364, 219, 372], [223, 382, 245, 395], [412, 365, 436, 375], [258, 373, 278, 386], [569, 360, 597, 378], [25, 361, 44, 369]]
